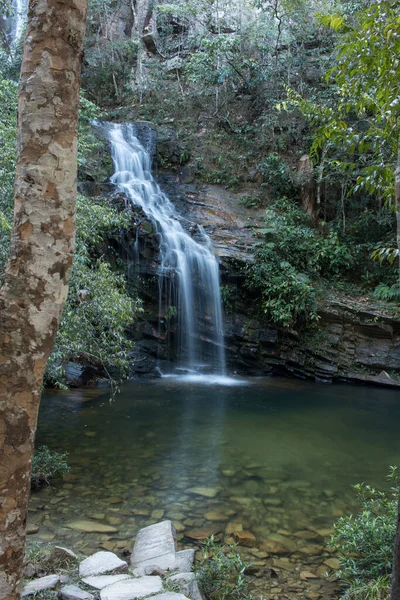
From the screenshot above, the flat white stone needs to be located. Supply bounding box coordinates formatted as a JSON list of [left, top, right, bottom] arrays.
[[100, 576, 163, 600], [169, 573, 205, 600], [79, 552, 128, 577], [186, 487, 220, 498], [131, 521, 177, 570], [174, 550, 195, 573], [22, 574, 61, 596], [82, 575, 133, 590], [59, 584, 94, 600]]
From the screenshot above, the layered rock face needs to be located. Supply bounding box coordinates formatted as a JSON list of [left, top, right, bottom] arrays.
[[120, 172, 400, 385], [83, 123, 400, 385]]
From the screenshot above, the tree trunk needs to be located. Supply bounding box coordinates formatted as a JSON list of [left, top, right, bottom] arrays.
[[0, 1, 87, 598], [297, 154, 316, 216], [390, 482, 400, 600]]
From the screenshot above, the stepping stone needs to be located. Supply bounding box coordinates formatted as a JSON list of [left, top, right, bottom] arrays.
[[59, 585, 94, 600], [131, 521, 177, 571], [99, 576, 163, 600], [79, 552, 128, 577], [82, 575, 133, 590], [22, 574, 62, 597], [169, 573, 205, 600], [175, 550, 195, 573], [66, 521, 118, 533]]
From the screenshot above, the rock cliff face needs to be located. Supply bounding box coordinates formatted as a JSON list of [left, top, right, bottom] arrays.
[[111, 165, 400, 386], [84, 123, 400, 387]]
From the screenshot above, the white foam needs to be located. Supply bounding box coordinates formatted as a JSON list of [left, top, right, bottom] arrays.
[[162, 373, 249, 386]]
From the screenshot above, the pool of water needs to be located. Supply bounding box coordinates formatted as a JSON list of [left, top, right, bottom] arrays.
[[29, 377, 400, 596]]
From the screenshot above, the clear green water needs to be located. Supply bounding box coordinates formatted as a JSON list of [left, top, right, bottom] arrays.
[[30, 377, 400, 593]]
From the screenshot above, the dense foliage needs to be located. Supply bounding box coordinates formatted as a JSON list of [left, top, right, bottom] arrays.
[[283, 0, 400, 279], [45, 196, 141, 388], [31, 446, 69, 488], [331, 468, 398, 600]]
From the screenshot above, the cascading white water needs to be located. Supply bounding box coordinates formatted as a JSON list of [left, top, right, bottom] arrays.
[[103, 122, 226, 375], [13, 0, 28, 44], [4, 0, 28, 47]]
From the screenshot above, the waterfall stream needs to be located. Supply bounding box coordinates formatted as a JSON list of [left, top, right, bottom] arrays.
[[103, 122, 227, 376], [4, 0, 28, 48]]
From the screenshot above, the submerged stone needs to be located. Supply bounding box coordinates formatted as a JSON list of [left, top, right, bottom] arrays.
[[186, 487, 220, 498], [225, 522, 243, 535], [299, 544, 324, 556], [185, 525, 220, 541], [204, 511, 228, 522], [26, 524, 39, 535], [234, 531, 256, 547], [323, 558, 340, 570], [300, 571, 319, 580], [66, 521, 118, 533]]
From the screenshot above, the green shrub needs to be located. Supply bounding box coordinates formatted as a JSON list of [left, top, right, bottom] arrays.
[[262, 198, 355, 278], [45, 196, 141, 387], [247, 243, 318, 327], [258, 153, 295, 198], [331, 467, 397, 600], [373, 283, 400, 303], [31, 446, 69, 488], [194, 537, 258, 600]]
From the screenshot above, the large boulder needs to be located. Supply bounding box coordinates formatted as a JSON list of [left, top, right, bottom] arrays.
[[131, 521, 177, 571]]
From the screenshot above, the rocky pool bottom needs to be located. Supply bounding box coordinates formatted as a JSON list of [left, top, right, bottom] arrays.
[[28, 377, 400, 599]]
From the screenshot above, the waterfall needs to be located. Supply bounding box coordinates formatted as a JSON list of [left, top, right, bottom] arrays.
[[103, 122, 226, 376], [13, 0, 28, 44], [4, 0, 28, 48]]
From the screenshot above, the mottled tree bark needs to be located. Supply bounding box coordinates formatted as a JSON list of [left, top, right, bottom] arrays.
[[0, 0, 87, 598]]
